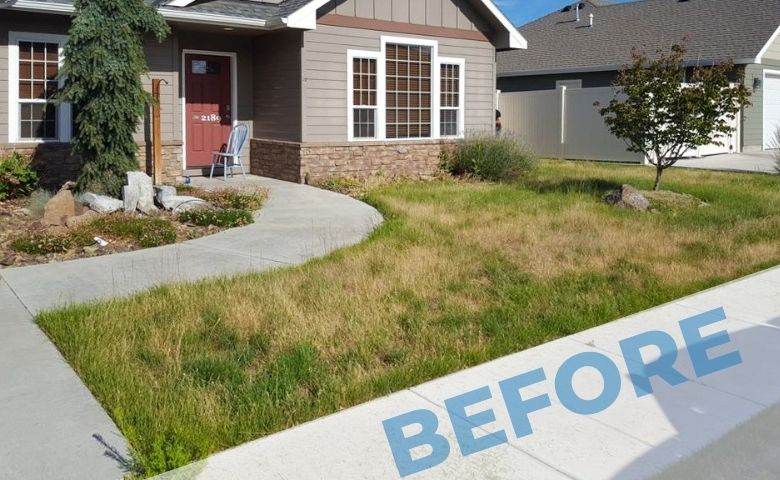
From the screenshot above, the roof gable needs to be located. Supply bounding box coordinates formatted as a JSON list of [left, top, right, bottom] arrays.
[[498, 0, 780, 76]]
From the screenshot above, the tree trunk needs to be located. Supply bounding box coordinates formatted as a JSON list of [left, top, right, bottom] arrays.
[[653, 165, 663, 191]]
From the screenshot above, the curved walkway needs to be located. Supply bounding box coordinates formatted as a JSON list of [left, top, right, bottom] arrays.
[[0, 176, 382, 480]]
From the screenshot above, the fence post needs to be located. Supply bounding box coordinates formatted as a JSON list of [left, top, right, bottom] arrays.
[[151, 79, 163, 185], [559, 86, 567, 160]]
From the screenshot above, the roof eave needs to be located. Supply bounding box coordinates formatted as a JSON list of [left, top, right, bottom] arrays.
[[499, 58, 757, 77]]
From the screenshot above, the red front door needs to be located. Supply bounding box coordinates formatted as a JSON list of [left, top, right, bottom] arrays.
[[185, 54, 232, 168]]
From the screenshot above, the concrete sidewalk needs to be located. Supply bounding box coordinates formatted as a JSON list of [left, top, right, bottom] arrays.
[[674, 152, 777, 174], [155, 265, 780, 480], [0, 176, 382, 480]]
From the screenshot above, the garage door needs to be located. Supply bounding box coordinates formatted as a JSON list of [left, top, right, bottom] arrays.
[[764, 72, 780, 149]]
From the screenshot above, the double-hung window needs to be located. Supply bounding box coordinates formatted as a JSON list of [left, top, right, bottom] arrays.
[[348, 37, 464, 141], [8, 32, 71, 143], [439, 60, 464, 138]]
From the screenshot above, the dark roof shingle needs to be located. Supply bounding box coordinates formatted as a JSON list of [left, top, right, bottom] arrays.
[[498, 0, 780, 75]]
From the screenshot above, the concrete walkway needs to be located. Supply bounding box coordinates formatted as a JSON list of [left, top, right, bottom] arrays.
[[0, 176, 382, 480], [154, 265, 780, 480], [674, 152, 777, 174]]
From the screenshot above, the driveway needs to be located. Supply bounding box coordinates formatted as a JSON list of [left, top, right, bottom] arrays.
[[0, 176, 382, 480], [674, 152, 777, 174]]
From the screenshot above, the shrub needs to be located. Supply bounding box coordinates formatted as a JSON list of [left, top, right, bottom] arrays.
[[315, 177, 365, 196], [200, 188, 268, 211], [0, 152, 38, 201], [28, 189, 54, 217], [11, 234, 73, 255], [87, 216, 178, 248], [178, 208, 253, 228], [442, 134, 537, 182]]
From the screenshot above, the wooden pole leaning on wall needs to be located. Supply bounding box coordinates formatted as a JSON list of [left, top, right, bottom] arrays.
[[151, 79, 164, 185]]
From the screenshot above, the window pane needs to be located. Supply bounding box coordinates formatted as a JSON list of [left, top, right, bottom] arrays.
[[19, 102, 57, 140], [353, 108, 376, 139], [385, 44, 432, 139]]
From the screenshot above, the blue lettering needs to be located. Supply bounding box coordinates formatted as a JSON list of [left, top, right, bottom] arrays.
[[444, 386, 508, 456], [555, 352, 621, 415], [680, 307, 742, 378], [382, 409, 451, 477]]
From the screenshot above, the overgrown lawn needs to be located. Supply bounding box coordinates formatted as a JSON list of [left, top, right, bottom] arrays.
[[37, 161, 780, 477]]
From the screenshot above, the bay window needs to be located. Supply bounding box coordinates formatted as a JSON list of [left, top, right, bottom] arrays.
[[348, 36, 464, 141]]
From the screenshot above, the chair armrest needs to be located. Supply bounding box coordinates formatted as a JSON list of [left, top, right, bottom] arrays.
[[212, 152, 240, 157]]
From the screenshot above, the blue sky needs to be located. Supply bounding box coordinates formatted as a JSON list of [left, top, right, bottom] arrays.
[[496, 0, 636, 26]]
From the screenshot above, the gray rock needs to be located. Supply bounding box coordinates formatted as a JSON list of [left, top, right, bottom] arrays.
[[604, 184, 651, 211], [66, 210, 99, 229], [126, 171, 155, 214], [162, 195, 208, 213], [79, 192, 123, 214], [154, 185, 177, 205], [122, 185, 139, 213]]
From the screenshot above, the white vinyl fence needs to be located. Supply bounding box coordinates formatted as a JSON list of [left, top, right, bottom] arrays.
[[498, 86, 740, 164]]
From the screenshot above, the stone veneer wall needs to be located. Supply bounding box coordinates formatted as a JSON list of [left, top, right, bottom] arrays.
[[0, 142, 183, 188], [250, 138, 455, 184]]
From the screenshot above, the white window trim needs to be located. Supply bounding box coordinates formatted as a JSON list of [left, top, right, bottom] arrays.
[[347, 49, 381, 142], [346, 36, 465, 142], [438, 57, 466, 139], [8, 31, 71, 144]]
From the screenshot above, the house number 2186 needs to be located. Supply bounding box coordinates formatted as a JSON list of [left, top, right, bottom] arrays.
[[199, 114, 221, 123]]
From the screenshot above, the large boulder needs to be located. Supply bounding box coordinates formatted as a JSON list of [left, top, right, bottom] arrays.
[[79, 192, 124, 214], [604, 184, 650, 211], [154, 185, 177, 206], [126, 172, 155, 214], [123, 185, 139, 213], [162, 195, 208, 213], [42, 186, 77, 226]]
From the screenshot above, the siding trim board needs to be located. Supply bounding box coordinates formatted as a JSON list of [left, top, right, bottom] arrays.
[[318, 14, 489, 42]]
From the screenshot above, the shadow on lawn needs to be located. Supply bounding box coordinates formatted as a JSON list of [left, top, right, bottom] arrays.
[[523, 177, 624, 196]]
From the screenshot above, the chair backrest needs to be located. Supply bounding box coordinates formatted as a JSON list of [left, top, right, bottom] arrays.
[[226, 124, 249, 155]]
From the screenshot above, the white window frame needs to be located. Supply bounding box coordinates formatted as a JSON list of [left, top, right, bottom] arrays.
[[438, 57, 466, 139], [346, 36, 464, 142], [347, 50, 381, 142], [8, 31, 72, 144]]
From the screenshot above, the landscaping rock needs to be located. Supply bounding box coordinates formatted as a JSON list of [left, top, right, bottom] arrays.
[[154, 185, 177, 205], [162, 195, 208, 213], [604, 184, 650, 211], [79, 192, 123, 214], [128, 172, 156, 214], [43, 188, 77, 226], [122, 185, 139, 213], [66, 210, 99, 229]]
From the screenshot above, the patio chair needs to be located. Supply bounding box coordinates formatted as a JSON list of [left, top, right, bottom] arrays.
[[210, 123, 249, 180]]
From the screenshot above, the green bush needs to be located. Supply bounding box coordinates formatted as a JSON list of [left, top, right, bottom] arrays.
[[200, 188, 268, 211], [178, 208, 253, 228], [0, 152, 38, 201], [442, 134, 537, 182], [87, 216, 178, 248], [314, 177, 365, 196], [11, 234, 73, 255]]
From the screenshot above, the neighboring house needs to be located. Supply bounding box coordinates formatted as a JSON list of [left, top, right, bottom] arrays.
[[497, 0, 780, 153], [0, 0, 525, 186]]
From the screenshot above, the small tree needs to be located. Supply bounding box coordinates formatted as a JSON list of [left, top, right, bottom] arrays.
[[598, 44, 750, 191], [58, 0, 169, 196]]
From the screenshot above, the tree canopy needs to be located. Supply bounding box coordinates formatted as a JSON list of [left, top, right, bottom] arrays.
[[598, 44, 750, 190], [58, 0, 170, 196]]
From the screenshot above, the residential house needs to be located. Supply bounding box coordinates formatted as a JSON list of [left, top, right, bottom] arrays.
[[497, 0, 780, 153], [0, 0, 524, 186]]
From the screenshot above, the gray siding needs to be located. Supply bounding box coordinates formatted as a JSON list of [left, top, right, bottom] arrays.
[[319, 0, 489, 32], [302, 24, 496, 143], [252, 30, 304, 142]]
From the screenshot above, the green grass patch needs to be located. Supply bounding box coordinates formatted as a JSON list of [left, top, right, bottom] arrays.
[[178, 208, 253, 228], [36, 160, 780, 477]]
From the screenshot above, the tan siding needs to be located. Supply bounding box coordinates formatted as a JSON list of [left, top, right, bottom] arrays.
[[139, 36, 177, 144], [319, 0, 487, 32], [742, 62, 780, 151], [252, 30, 303, 142], [302, 24, 495, 143], [762, 30, 780, 63]]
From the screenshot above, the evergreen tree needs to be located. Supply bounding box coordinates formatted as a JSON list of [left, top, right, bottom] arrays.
[[58, 0, 169, 196]]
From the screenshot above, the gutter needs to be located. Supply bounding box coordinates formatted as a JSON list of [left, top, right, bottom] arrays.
[[5, 0, 275, 30], [498, 58, 758, 78]]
